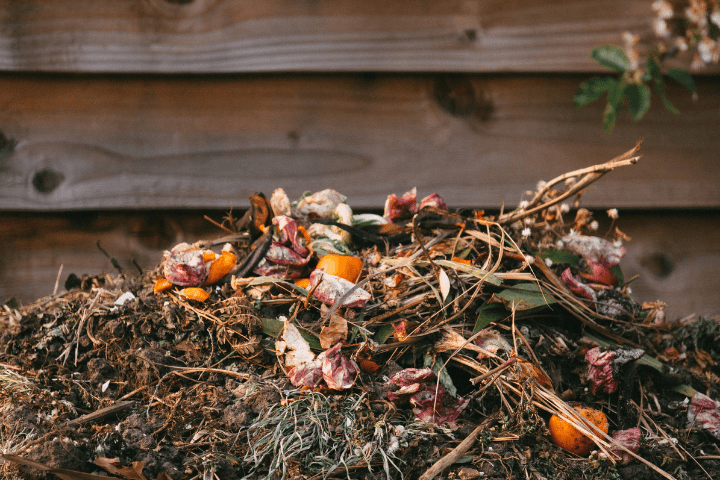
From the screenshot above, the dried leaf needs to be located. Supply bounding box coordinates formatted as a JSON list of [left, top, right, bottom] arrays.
[[319, 310, 348, 349], [232, 335, 261, 356], [0, 454, 112, 480], [94, 457, 148, 480], [438, 268, 451, 301], [276, 322, 315, 370]]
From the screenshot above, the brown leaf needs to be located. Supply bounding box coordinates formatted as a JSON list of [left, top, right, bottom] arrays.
[[319, 310, 348, 349], [0, 454, 110, 480], [94, 457, 148, 480]]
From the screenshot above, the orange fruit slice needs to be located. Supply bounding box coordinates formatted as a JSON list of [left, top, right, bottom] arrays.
[[315, 254, 363, 283], [294, 278, 311, 289], [549, 405, 609, 456]]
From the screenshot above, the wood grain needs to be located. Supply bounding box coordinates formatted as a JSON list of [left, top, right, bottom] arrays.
[[0, 0, 716, 74], [1, 211, 718, 320], [0, 74, 718, 210]]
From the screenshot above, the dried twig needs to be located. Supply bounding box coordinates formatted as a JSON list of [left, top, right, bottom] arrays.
[[419, 411, 501, 480], [498, 140, 641, 225]]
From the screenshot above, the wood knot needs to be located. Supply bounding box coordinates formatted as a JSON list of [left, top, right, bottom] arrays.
[[32, 168, 64, 194], [640, 252, 675, 279], [433, 76, 494, 121]]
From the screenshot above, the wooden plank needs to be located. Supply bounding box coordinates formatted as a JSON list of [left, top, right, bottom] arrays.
[[0, 74, 718, 210], [0, 0, 717, 74], [1, 211, 718, 320]]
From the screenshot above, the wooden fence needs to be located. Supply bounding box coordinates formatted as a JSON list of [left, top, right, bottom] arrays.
[[1, 0, 718, 318]]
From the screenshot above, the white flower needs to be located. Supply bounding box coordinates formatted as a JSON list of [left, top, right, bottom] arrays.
[[711, 11, 720, 29], [607, 208, 619, 220], [652, 0, 674, 19], [518, 200, 529, 209], [698, 37, 719, 64], [545, 258, 554, 267], [525, 255, 535, 265], [556, 240, 564, 249], [560, 203, 570, 213], [653, 18, 670, 37], [536, 180, 547, 191], [521, 227, 532, 238], [622, 31, 639, 46], [590, 220, 599, 231]]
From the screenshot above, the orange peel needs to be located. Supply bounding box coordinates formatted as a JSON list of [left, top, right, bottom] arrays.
[[179, 287, 210, 302], [548, 405, 609, 456], [153, 278, 173, 294], [204, 251, 236, 285], [315, 254, 363, 283]]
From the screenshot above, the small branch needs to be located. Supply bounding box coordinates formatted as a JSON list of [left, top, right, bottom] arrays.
[[418, 412, 501, 480], [498, 140, 641, 225], [66, 401, 136, 427]]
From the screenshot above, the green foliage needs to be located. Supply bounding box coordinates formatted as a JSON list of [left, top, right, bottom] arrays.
[[590, 45, 631, 72], [575, 45, 696, 133]]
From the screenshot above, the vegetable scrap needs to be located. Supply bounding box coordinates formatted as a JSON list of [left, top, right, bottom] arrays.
[[1, 141, 719, 480]]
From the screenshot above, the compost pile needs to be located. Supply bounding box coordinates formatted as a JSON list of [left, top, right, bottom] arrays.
[[1, 142, 719, 480]]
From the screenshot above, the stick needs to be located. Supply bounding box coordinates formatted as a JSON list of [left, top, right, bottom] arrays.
[[418, 412, 500, 480], [52, 264, 63, 296], [66, 401, 136, 427], [498, 140, 641, 225]]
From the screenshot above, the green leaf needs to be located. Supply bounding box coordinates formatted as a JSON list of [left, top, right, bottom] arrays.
[[574, 77, 617, 107], [609, 264, 624, 286], [261, 318, 322, 350], [603, 102, 618, 134], [492, 283, 557, 312], [474, 304, 509, 333], [658, 88, 680, 114], [373, 324, 395, 345], [536, 250, 581, 267], [667, 68, 696, 93], [607, 78, 627, 107], [625, 83, 652, 121], [425, 354, 458, 397], [591, 45, 631, 72], [647, 58, 680, 115]]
